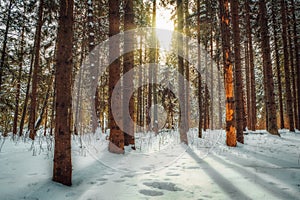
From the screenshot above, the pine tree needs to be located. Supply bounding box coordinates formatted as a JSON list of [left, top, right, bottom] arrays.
[[231, 0, 244, 143], [258, 0, 279, 136], [29, 0, 44, 140], [123, 0, 135, 145], [280, 0, 295, 132], [53, 0, 74, 186], [219, 0, 236, 147], [108, 0, 124, 153], [177, 0, 188, 144]]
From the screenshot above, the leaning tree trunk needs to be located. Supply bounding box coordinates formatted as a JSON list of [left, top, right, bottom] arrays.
[[219, 0, 236, 147], [52, 0, 74, 186], [259, 0, 279, 136], [0, 0, 13, 92], [13, 19, 26, 137], [29, 0, 44, 140]]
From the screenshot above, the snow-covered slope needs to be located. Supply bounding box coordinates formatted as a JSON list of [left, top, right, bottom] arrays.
[[0, 129, 299, 200]]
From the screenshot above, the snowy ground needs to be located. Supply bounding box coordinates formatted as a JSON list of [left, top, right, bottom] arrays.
[[0, 129, 299, 200]]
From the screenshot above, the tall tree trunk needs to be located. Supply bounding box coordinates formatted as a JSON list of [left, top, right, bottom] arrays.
[[52, 0, 74, 186], [0, 0, 13, 92], [210, 25, 214, 130], [74, 21, 86, 135], [137, 34, 143, 131], [219, 0, 236, 147], [204, 43, 208, 131], [231, 0, 244, 144], [197, 0, 203, 138], [151, 0, 158, 134], [13, 19, 26, 137], [177, 0, 188, 144], [123, 0, 135, 145], [291, 0, 300, 129], [184, 0, 190, 131], [244, 40, 251, 130], [87, 0, 98, 133], [271, 0, 285, 129], [216, 34, 223, 129], [29, 0, 44, 140], [35, 80, 51, 131], [19, 50, 34, 137], [287, 16, 298, 132], [108, 0, 124, 153], [280, 0, 295, 132], [259, 0, 279, 136], [245, 0, 257, 131], [49, 76, 56, 137]]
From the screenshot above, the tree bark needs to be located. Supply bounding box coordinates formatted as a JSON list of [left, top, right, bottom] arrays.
[[29, 0, 44, 140], [271, 0, 285, 129], [259, 0, 279, 136], [197, 0, 203, 138], [13, 18, 26, 137], [0, 0, 13, 92], [231, 0, 244, 143], [108, 0, 124, 153], [280, 0, 295, 132], [177, 0, 188, 144], [123, 0, 135, 145], [53, 0, 74, 186], [245, 0, 257, 131], [184, 0, 190, 131], [291, 0, 300, 130], [219, 0, 236, 147]]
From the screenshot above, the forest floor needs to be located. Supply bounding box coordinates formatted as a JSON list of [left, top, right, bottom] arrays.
[[0, 129, 299, 200]]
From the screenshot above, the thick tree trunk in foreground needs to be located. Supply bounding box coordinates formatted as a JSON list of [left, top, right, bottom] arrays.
[[108, 0, 124, 153], [123, 0, 135, 145], [52, 0, 74, 186], [219, 0, 236, 147], [177, 0, 188, 144], [231, 0, 244, 144]]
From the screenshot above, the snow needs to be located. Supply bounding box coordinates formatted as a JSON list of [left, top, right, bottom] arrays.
[[0, 129, 299, 200]]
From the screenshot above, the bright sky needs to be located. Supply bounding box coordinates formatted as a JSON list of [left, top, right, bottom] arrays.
[[155, 4, 174, 52], [156, 5, 174, 31]]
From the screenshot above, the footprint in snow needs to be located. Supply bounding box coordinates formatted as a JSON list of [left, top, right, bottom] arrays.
[[121, 174, 135, 178], [114, 179, 125, 183], [143, 182, 183, 191], [96, 178, 107, 182], [166, 172, 180, 177], [139, 189, 164, 196], [65, 192, 76, 197]]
